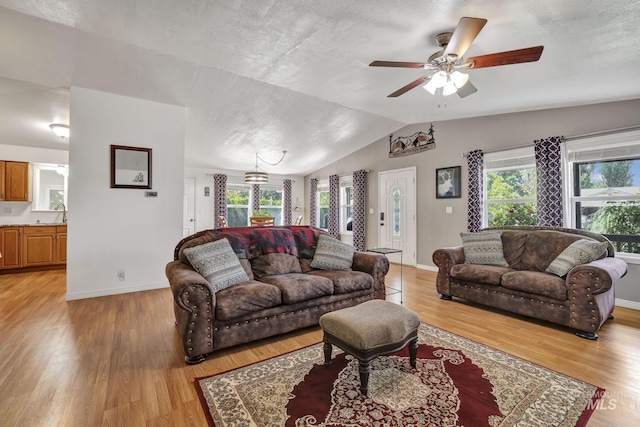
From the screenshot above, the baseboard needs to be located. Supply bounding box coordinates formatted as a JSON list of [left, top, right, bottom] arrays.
[[65, 282, 169, 301], [416, 263, 438, 272], [615, 298, 640, 310]]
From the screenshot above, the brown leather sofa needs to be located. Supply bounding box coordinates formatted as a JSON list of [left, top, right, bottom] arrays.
[[166, 226, 389, 364], [433, 226, 628, 339]]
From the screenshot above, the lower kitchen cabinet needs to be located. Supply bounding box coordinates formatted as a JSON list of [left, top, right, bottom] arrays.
[[0, 227, 21, 269], [22, 225, 67, 267]]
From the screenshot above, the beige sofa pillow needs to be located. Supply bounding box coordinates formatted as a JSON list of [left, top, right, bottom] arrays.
[[546, 239, 608, 277], [183, 238, 249, 292], [460, 231, 509, 267]]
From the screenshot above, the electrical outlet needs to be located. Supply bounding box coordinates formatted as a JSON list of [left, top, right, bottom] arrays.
[[117, 270, 126, 281]]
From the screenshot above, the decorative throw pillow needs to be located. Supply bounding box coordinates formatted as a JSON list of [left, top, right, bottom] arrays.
[[460, 231, 509, 267], [310, 234, 355, 271], [183, 238, 250, 292], [546, 239, 608, 277]]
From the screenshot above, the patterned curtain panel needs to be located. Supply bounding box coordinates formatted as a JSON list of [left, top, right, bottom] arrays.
[[352, 170, 367, 251], [213, 174, 228, 229], [251, 184, 260, 215], [535, 136, 565, 227], [283, 179, 292, 225], [310, 178, 318, 228], [467, 150, 484, 232], [329, 175, 339, 238]]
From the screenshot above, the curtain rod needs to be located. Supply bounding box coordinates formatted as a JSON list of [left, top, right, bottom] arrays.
[[311, 169, 371, 180], [463, 124, 640, 157]]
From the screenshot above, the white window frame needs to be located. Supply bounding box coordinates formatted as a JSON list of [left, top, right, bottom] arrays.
[[317, 180, 329, 230], [482, 147, 536, 228], [339, 176, 353, 234], [31, 163, 68, 212], [565, 129, 640, 263], [258, 184, 283, 225], [226, 182, 251, 227]]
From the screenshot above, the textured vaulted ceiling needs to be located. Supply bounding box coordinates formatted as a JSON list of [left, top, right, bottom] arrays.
[[1, 1, 639, 175]]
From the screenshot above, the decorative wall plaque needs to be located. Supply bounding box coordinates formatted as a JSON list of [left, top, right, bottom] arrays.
[[388, 124, 435, 158]]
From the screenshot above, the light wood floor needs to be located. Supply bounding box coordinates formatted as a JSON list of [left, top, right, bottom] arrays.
[[1, 266, 639, 426]]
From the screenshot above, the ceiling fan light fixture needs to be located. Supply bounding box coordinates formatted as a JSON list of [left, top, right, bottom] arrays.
[[423, 80, 437, 95], [423, 70, 446, 94], [451, 71, 470, 88], [442, 80, 458, 96]]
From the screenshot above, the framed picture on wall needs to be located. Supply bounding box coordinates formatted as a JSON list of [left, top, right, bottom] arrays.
[[435, 165, 461, 199], [110, 145, 152, 189]]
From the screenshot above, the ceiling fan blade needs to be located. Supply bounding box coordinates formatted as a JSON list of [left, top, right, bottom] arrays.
[[456, 80, 477, 98], [388, 75, 430, 97], [443, 17, 487, 60], [369, 60, 426, 68], [465, 46, 544, 69]]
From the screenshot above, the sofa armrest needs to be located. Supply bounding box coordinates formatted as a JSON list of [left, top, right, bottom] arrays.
[[432, 246, 465, 296], [352, 251, 390, 299], [165, 260, 216, 361], [567, 257, 628, 296], [565, 257, 627, 332]]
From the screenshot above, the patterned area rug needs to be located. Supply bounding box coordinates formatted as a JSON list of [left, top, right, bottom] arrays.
[[195, 323, 602, 426]]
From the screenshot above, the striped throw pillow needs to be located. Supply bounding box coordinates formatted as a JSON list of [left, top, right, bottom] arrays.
[[183, 238, 250, 292], [460, 231, 509, 267]]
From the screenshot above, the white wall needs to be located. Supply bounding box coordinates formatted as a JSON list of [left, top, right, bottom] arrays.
[[66, 87, 185, 300], [185, 166, 305, 232], [0, 145, 69, 224]]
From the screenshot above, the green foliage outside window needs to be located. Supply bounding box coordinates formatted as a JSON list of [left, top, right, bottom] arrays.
[[259, 190, 282, 206], [486, 169, 537, 227], [587, 201, 640, 253], [226, 189, 249, 205]]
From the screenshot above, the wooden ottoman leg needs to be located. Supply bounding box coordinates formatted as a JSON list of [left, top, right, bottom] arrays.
[[358, 360, 371, 396], [408, 336, 418, 368], [323, 341, 333, 365]]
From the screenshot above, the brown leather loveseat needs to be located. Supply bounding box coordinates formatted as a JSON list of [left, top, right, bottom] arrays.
[[433, 226, 627, 339], [166, 226, 389, 364]]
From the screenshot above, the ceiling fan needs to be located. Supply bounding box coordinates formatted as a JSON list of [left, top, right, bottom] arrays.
[[370, 17, 544, 98]]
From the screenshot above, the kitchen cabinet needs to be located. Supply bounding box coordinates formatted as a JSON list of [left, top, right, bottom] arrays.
[[0, 227, 21, 269], [1, 161, 30, 202], [55, 226, 67, 264], [0, 161, 4, 201], [23, 226, 56, 267], [22, 225, 67, 267]]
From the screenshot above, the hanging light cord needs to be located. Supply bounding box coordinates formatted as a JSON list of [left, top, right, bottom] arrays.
[[256, 150, 287, 166]]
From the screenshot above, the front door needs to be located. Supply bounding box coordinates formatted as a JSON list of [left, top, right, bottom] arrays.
[[378, 167, 417, 266], [183, 178, 195, 237]]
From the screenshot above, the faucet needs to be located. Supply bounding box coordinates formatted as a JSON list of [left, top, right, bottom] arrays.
[[54, 202, 67, 223]]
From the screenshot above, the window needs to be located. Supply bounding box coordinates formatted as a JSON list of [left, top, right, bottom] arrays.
[[340, 177, 353, 233], [259, 185, 283, 225], [317, 180, 329, 230], [566, 130, 640, 256], [226, 184, 249, 227], [32, 163, 68, 211], [483, 147, 537, 227]]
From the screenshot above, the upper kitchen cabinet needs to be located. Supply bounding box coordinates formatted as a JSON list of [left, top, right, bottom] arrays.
[[1, 161, 30, 202]]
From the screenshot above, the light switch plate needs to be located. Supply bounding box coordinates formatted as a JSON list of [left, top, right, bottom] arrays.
[[446, 206, 453, 214]]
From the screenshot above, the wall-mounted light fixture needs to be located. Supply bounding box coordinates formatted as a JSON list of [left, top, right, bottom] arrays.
[[49, 124, 70, 139]]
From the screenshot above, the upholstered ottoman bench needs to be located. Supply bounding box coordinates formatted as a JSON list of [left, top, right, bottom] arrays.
[[319, 299, 420, 396]]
